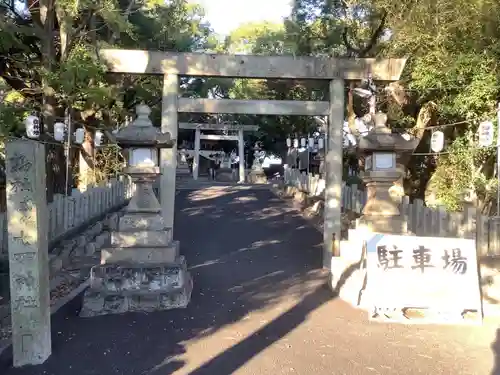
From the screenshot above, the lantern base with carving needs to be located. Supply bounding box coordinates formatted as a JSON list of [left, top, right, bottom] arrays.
[[80, 179, 193, 317], [80, 104, 192, 317]]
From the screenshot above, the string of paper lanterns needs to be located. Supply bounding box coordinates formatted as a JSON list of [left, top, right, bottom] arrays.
[[285, 134, 325, 151], [24, 114, 105, 147], [285, 133, 325, 175]]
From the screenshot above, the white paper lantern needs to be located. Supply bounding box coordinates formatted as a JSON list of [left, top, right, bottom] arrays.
[[430, 130, 445, 152], [286, 138, 291, 147], [293, 139, 299, 148], [54, 122, 65, 142], [94, 130, 103, 147], [74, 128, 85, 144], [25, 115, 41, 139], [308, 137, 314, 148], [300, 138, 306, 147], [318, 138, 324, 149]]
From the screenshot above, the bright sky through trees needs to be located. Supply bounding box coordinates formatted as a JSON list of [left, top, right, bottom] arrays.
[[193, 0, 292, 35]]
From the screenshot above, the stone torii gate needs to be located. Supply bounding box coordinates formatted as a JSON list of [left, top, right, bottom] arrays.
[[99, 49, 406, 268], [179, 122, 259, 182]]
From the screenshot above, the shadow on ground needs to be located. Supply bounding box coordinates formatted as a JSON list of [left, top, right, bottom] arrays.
[[1, 187, 332, 375]]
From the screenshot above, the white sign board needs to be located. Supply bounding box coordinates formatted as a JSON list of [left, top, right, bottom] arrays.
[[478, 121, 494, 147], [365, 233, 481, 320], [430, 131, 444, 152]]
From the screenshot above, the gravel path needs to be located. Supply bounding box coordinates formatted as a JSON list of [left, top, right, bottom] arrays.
[[2, 186, 500, 375]]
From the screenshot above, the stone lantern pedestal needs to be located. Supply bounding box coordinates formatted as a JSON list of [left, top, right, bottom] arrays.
[[80, 105, 193, 317]]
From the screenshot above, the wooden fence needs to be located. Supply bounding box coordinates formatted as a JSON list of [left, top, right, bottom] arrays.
[[284, 168, 500, 257], [0, 177, 134, 256]]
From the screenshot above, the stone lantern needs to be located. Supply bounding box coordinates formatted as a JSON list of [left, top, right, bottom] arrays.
[[114, 104, 173, 213], [357, 112, 419, 234], [80, 104, 193, 317]]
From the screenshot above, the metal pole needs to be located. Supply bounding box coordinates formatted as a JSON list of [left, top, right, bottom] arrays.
[[497, 102, 500, 215], [64, 108, 72, 196]]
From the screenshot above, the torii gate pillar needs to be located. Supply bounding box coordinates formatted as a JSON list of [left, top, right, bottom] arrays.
[[193, 128, 200, 180], [160, 74, 178, 231], [238, 128, 245, 182]]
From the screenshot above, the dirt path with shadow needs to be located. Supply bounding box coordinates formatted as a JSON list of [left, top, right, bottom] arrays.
[[2, 185, 500, 375]]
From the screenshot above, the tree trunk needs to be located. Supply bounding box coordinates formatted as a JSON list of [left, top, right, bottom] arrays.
[[39, 0, 62, 201]]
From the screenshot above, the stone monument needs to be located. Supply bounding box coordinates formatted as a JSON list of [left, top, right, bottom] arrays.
[[80, 105, 193, 316], [5, 139, 51, 367]]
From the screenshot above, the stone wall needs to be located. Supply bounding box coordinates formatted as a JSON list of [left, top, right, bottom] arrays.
[[0, 209, 125, 330], [48, 211, 121, 275], [0, 198, 130, 321]]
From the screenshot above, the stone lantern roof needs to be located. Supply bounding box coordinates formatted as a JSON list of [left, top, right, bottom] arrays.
[[114, 104, 176, 148], [357, 112, 419, 153]]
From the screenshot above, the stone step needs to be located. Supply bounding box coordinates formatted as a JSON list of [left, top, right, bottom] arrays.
[[89, 256, 188, 294], [100, 241, 180, 264], [80, 274, 193, 317], [111, 229, 172, 247]]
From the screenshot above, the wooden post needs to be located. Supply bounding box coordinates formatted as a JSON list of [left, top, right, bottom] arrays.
[[323, 79, 344, 269], [78, 130, 93, 190], [6, 139, 51, 366], [160, 73, 179, 232]]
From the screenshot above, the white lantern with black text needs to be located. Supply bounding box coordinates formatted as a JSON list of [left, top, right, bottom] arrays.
[[94, 130, 103, 147], [25, 115, 41, 139], [74, 128, 85, 144], [308, 137, 314, 148], [318, 138, 324, 149], [54, 122, 65, 142], [430, 131, 444, 153], [300, 137, 306, 148], [293, 139, 299, 148], [478, 121, 494, 147]]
